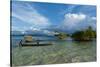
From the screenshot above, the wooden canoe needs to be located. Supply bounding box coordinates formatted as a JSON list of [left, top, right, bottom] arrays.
[[19, 40, 53, 46]]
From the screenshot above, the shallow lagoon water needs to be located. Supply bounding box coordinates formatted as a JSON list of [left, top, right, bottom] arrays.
[[11, 36, 96, 66]]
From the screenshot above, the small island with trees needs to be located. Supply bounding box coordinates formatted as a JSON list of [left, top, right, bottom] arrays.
[[54, 26, 96, 41]]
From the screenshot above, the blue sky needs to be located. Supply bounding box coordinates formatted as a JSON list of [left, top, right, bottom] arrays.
[[11, 1, 96, 33]]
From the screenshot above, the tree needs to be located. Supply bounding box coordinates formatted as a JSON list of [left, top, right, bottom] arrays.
[[71, 26, 96, 41], [55, 32, 68, 40], [71, 31, 84, 41]]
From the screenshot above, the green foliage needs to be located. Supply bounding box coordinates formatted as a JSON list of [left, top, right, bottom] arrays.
[[71, 26, 96, 41], [55, 32, 68, 40], [71, 31, 84, 40]]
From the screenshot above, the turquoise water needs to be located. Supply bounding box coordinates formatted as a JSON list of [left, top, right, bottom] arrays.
[[11, 36, 96, 66]]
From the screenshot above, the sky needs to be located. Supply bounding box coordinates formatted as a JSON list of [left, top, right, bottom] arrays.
[[11, 1, 96, 33]]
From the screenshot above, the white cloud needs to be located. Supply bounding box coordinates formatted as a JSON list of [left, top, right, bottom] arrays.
[[12, 26, 29, 31], [64, 13, 86, 21], [61, 13, 96, 33], [12, 2, 50, 30], [91, 17, 96, 20], [63, 13, 86, 28], [43, 30, 59, 36]]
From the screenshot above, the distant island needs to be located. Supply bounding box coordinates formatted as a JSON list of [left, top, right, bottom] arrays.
[[11, 26, 96, 41], [54, 26, 96, 41]]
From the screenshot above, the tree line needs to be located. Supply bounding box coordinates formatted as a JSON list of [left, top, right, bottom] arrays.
[[54, 26, 96, 41]]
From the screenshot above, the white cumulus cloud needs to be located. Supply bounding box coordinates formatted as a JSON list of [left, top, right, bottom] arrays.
[[61, 13, 96, 33]]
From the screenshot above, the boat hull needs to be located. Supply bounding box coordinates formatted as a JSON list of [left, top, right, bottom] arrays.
[[19, 40, 52, 46]]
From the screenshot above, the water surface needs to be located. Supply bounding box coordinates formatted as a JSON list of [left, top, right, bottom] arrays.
[[11, 35, 96, 66]]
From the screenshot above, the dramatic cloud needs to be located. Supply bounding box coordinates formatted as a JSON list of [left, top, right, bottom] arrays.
[[61, 13, 96, 33], [12, 2, 50, 31]]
